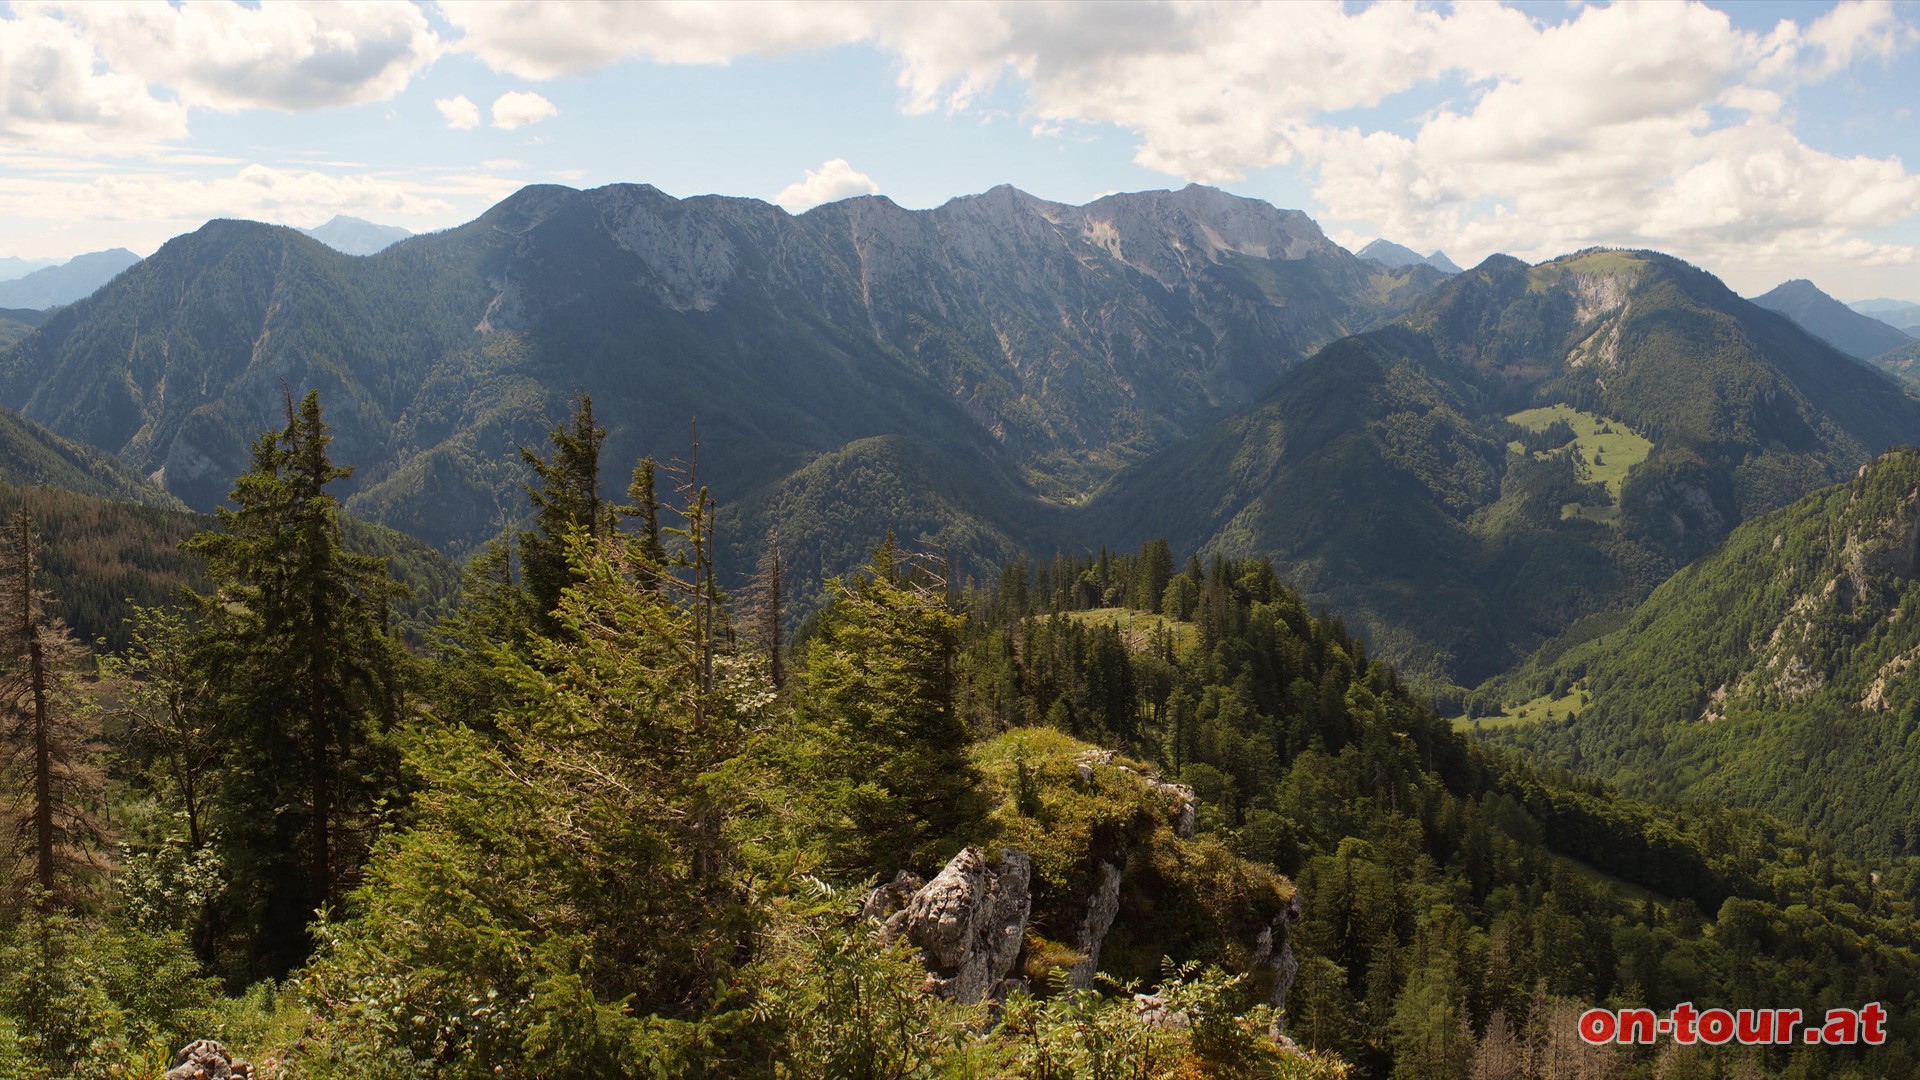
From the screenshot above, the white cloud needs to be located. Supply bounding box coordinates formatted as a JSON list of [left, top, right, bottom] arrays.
[[33, 0, 441, 113], [0, 161, 526, 257], [491, 90, 557, 130], [773, 158, 880, 212], [437, 95, 481, 130], [1276, 1, 1920, 275], [0, 6, 188, 146], [437, 0, 879, 77], [1798, 0, 1916, 80], [483, 158, 523, 170], [0, 163, 452, 227], [1, 0, 438, 148]]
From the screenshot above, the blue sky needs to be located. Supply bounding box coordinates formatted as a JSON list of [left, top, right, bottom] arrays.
[[1, 0, 1917, 301]]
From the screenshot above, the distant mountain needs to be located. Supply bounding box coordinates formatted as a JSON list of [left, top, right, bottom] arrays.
[[1357, 238, 1461, 274], [0, 183, 1443, 606], [1493, 447, 1920, 856], [1092, 249, 1920, 683], [1851, 296, 1920, 315], [1751, 278, 1911, 361], [1855, 298, 1920, 337], [300, 215, 413, 256], [0, 249, 142, 309], [0, 256, 60, 283]]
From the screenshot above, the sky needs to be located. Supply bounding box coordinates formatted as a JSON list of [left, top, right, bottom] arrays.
[[0, 0, 1917, 301]]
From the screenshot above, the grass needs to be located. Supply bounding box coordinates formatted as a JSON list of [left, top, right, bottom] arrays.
[[1528, 250, 1646, 291], [1506, 404, 1652, 525], [1453, 685, 1590, 731], [1559, 250, 1646, 276], [1060, 608, 1199, 655]]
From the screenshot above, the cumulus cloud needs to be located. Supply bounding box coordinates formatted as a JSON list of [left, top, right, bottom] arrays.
[[1275, 1, 1920, 271], [436, 0, 880, 77], [436, 95, 481, 130], [491, 90, 557, 130], [773, 159, 880, 212], [0, 0, 437, 148], [33, 0, 440, 113], [0, 5, 188, 146]]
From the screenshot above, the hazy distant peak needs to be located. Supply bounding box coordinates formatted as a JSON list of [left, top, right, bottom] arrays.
[[0, 255, 60, 283], [1753, 278, 1913, 362], [1849, 297, 1920, 320], [1358, 238, 1460, 273], [0, 248, 141, 309], [300, 214, 412, 256]]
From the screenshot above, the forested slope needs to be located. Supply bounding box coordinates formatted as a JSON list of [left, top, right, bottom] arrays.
[[1490, 446, 1920, 858]]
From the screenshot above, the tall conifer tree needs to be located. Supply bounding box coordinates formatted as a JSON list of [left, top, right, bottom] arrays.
[[186, 390, 406, 976], [519, 395, 606, 631]]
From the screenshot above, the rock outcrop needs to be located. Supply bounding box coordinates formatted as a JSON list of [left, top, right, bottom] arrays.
[[1068, 860, 1125, 989], [860, 869, 925, 920], [875, 847, 1032, 1004], [165, 1040, 254, 1080], [1253, 892, 1305, 1029]]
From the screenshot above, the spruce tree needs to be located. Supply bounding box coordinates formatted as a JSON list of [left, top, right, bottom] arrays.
[[788, 535, 980, 870], [185, 390, 406, 976], [519, 395, 607, 630], [750, 529, 785, 689], [624, 456, 666, 572]]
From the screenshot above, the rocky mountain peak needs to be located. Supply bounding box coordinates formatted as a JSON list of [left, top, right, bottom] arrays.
[[1080, 183, 1337, 265], [1359, 238, 1461, 274]]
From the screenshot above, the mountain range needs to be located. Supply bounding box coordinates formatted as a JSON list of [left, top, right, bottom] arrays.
[[0, 182, 1439, 576], [1091, 248, 1920, 681], [0, 307, 50, 350], [1852, 296, 1920, 334], [0, 248, 143, 309], [3, 184, 1919, 691], [0, 255, 60, 282]]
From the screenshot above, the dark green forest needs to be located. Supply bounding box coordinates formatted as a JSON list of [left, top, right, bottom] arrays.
[[2, 395, 1918, 1080]]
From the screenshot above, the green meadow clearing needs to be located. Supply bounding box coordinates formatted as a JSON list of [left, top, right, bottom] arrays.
[[1506, 403, 1652, 524]]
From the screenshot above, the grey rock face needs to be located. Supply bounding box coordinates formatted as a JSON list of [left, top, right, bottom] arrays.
[[860, 869, 926, 921], [1260, 892, 1305, 1034], [880, 847, 1032, 1004], [1068, 861, 1125, 989]]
